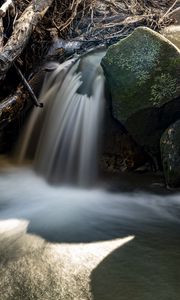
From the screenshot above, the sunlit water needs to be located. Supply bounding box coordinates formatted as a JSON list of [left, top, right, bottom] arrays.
[[0, 160, 179, 299]]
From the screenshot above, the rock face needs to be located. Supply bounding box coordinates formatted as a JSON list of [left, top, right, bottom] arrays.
[[161, 120, 180, 188], [100, 104, 147, 173], [101, 27, 180, 156]]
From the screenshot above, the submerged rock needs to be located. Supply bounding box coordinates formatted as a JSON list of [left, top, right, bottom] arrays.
[[101, 27, 180, 156], [161, 120, 180, 188]]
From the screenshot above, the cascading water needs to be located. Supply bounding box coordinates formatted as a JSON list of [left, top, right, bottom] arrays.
[[17, 49, 106, 186]]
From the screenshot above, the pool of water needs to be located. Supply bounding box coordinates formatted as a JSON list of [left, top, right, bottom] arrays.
[[0, 160, 179, 299]]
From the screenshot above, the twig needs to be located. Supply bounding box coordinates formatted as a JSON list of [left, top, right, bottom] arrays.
[[168, 6, 180, 22], [158, 0, 179, 23], [57, 0, 82, 32], [92, 15, 145, 30], [0, 18, 4, 50], [14, 63, 43, 107]]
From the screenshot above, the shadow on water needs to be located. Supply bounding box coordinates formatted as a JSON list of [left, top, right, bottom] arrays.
[[90, 235, 180, 300]]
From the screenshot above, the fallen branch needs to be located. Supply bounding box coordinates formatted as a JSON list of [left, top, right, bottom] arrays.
[[0, 18, 3, 51], [0, 87, 27, 129], [0, 0, 15, 17], [0, 0, 54, 81], [0, 67, 48, 129], [91, 15, 146, 31]]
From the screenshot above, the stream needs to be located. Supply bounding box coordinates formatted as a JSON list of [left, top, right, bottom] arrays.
[[0, 159, 179, 300], [0, 48, 180, 300]]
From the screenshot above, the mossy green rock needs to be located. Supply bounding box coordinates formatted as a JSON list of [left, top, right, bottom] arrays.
[[161, 120, 180, 188], [101, 27, 180, 155]]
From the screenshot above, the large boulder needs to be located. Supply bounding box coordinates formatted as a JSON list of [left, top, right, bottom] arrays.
[[101, 27, 180, 156], [160, 120, 180, 188]]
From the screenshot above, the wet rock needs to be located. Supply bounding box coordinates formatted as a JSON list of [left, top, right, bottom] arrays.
[[101, 27, 180, 156], [100, 101, 148, 173], [161, 25, 180, 49], [161, 120, 180, 188]]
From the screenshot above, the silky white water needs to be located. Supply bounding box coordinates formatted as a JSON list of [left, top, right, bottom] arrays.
[[17, 50, 105, 185], [0, 164, 179, 241]]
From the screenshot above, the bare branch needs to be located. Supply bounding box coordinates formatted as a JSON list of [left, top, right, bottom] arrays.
[[14, 63, 43, 107], [168, 6, 180, 24], [0, 67, 48, 129], [0, 0, 54, 81], [0, 0, 14, 18], [0, 18, 4, 51], [0, 87, 27, 129], [158, 0, 180, 24]]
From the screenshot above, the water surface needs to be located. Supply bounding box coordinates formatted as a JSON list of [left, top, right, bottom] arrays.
[[0, 160, 179, 299]]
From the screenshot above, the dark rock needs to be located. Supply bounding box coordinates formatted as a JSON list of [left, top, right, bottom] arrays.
[[101, 27, 180, 156], [161, 120, 180, 188], [100, 98, 148, 173]]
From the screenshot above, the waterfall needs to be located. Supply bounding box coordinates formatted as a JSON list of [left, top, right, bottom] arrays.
[[17, 49, 105, 186]]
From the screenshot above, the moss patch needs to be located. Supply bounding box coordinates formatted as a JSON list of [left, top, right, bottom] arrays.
[[101, 26, 180, 123]]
